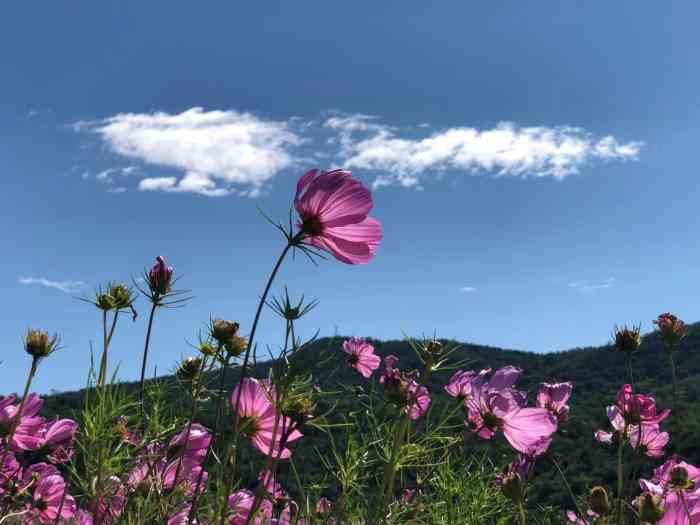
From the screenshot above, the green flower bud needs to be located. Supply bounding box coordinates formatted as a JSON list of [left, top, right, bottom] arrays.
[[588, 486, 610, 516]]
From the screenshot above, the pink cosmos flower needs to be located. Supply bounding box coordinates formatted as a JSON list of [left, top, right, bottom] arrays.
[[40, 418, 78, 463], [230, 378, 302, 459], [295, 169, 382, 264], [167, 505, 207, 525], [594, 406, 626, 444], [465, 367, 557, 456], [227, 489, 272, 525], [536, 382, 572, 423], [629, 424, 670, 458], [0, 394, 45, 451], [379, 355, 431, 420], [90, 475, 126, 523], [76, 510, 94, 525], [615, 384, 670, 425], [444, 370, 477, 398], [638, 457, 700, 524], [342, 338, 381, 378], [149, 255, 174, 296], [0, 449, 21, 492], [27, 474, 76, 523], [316, 497, 333, 514], [566, 510, 590, 524], [168, 423, 212, 463]]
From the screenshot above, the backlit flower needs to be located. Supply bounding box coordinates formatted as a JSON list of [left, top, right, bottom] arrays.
[[342, 338, 381, 378], [295, 169, 382, 264], [536, 382, 572, 423]]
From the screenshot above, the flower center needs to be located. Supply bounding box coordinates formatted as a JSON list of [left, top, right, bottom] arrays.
[[301, 215, 323, 236]]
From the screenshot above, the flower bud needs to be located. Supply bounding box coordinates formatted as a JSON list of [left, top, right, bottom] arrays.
[[653, 313, 686, 348], [426, 339, 443, 356], [108, 283, 133, 310], [669, 466, 694, 490], [197, 341, 217, 357], [634, 493, 664, 524], [588, 486, 610, 516], [96, 293, 113, 311], [177, 357, 203, 382], [613, 325, 641, 353], [211, 319, 239, 345], [224, 336, 248, 358], [499, 474, 523, 503], [148, 256, 173, 296], [25, 329, 58, 359]]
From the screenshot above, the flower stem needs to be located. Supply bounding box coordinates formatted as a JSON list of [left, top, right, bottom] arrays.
[[548, 454, 583, 520], [374, 415, 410, 524], [138, 302, 158, 405], [518, 500, 528, 525], [669, 350, 679, 416], [616, 429, 626, 525], [219, 239, 295, 525], [97, 311, 119, 388]]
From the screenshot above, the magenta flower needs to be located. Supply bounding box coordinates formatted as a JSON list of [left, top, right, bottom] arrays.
[[295, 169, 382, 264], [594, 406, 626, 444], [638, 457, 700, 524], [91, 475, 126, 523], [316, 497, 333, 514], [616, 384, 670, 425], [76, 510, 94, 525], [27, 474, 76, 523], [149, 255, 174, 296], [230, 378, 302, 459], [40, 418, 78, 463], [168, 423, 212, 463], [536, 382, 572, 423], [0, 394, 45, 451], [444, 370, 477, 398], [227, 489, 272, 525], [379, 355, 431, 420], [342, 338, 381, 378], [465, 367, 557, 456], [167, 505, 207, 525]]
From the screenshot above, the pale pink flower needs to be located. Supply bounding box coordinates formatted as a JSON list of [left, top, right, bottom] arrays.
[[406, 381, 431, 420], [316, 497, 333, 514], [379, 355, 431, 420], [566, 510, 590, 524], [342, 338, 381, 378], [536, 382, 572, 423], [629, 424, 670, 458], [230, 378, 302, 459], [594, 406, 626, 444], [295, 169, 382, 264], [466, 367, 557, 456], [27, 474, 76, 523], [227, 489, 272, 525], [444, 370, 477, 398]]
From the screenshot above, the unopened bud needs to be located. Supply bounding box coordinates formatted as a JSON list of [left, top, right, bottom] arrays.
[[499, 474, 523, 503], [211, 319, 239, 345], [177, 357, 202, 381], [224, 336, 248, 358], [669, 466, 693, 490], [148, 255, 173, 296], [198, 342, 217, 357], [588, 486, 610, 516], [634, 493, 664, 524], [426, 339, 443, 355], [653, 313, 686, 348], [613, 325, 642, 353], [96, 293, 113, 311], [25, 329, 58, 359], [108, 283, 133, 310]]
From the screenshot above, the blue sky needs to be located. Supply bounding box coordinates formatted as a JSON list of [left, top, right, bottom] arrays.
[[2, 2, 700, 393]]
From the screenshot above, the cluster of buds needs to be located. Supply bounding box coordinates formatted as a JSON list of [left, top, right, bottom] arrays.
[[612, 324, 642, 353], [24, 329, 60, 360], [90, 282, 137, 315], [210, 319, 247, 358], [653, 312, 686, 348]]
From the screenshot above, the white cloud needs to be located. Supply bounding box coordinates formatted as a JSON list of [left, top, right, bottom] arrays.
[[326, 116, 642, 189], [460, 286, 477, 293], [79, 107, 302, 196], [76, 108, 643, 196], [18, 277, 85, 293], [568, 277, 616, 292]]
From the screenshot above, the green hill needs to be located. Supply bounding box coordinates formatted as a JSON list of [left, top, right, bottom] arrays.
[[39, 324, 700, 509]]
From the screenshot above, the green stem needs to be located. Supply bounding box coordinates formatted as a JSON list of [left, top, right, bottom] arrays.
[[374, 416, 410, 524], [669, 350, 679, 416], [219, 239, 295, 525], [138, 302, 158, 405], [518, 500, 527, 525], [548, 454, 583, 520], [97, 311, 119, 388], [616, 428, 627, 525]]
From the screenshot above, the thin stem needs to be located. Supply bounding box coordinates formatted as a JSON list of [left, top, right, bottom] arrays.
[[626, 352, 636, 393], [518, 500, 527, 525], [374, 416, 410, 524], [669, 350, 679, 416], [616, 428, 627, 525], [98, 311, 119, 388], [213, 343, 231, 443], [548, 454, 583, 520], [219, 239, 296, 525], [138, 302, 158, 404]]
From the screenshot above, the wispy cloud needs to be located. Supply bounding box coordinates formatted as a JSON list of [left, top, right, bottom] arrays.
[[460, 286, 477, 293], [76, 107, 302, 197], [18, 276, 85, 293], [568, 277, 616, 292], [326, 115, 642, 189], [75, 108, 642, 196]]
